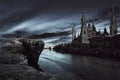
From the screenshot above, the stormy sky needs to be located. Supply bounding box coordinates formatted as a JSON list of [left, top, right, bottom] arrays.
[[0, 0, 120, 34]]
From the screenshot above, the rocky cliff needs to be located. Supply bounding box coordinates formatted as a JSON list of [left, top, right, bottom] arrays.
[[0, 40, 71, 80]]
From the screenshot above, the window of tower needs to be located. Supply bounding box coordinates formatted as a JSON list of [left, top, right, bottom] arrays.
[[92, 33, 94, 35], [84, 31, 86, 34], [114, 30, 117, 34]]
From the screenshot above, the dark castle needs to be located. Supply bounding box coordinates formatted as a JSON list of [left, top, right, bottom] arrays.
[[72, 7, 118, 44]]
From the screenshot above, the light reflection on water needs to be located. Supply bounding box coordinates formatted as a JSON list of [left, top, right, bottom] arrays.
[[39, 49, 72, 64], [39, 49, 120, 80]]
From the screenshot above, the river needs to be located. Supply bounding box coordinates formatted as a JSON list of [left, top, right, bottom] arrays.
[[38, 49, 120, 80]]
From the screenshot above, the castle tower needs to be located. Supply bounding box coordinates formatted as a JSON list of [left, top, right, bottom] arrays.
[[110, 7, 118, 36], [80, 11, 89, 44], [72, 23, 76, 40]]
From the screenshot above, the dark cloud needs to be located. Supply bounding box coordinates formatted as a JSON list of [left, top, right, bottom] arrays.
[[88, 6, 120, 23], [0, 0, 119, 33], [0, 1, 47, 31]]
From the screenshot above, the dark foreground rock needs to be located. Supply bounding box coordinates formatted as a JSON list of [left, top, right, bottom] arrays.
[[0, 64, 69, 80], [21, 40, 44, 71]]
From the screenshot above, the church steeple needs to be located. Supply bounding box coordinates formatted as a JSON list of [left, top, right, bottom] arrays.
[[110, 7, 118, 36], [81, 9, 87, 26], [91, 22, 96, 32], [80, 9, 89, 44]]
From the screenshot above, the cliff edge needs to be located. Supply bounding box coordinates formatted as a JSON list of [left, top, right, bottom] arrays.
[[0, 40, 70, 80]]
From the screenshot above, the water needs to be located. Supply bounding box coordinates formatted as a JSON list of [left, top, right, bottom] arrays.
[[38, 49, 120, 80]]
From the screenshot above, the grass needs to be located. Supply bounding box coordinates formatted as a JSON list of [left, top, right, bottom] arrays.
[[2, 44, 23, 54]]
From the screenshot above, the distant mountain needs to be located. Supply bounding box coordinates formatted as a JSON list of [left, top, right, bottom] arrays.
[[1, 30, 30, 38], [1, 29, 71, 39], [47, 37, 72, 44], [1, 34, 20, 38], [28, 31, 71, 39]]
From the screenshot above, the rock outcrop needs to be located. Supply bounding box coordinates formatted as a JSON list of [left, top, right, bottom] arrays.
[[21, 40, 44, 71], [0, 40, 70, 80]]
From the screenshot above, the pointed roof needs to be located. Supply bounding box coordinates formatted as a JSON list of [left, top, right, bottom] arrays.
[[103, 28, 109, 35], [111, 6, 116, 20], [82, 8, 85, 16]]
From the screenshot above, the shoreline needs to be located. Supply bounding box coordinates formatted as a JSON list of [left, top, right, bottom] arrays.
[[53, 47, 120, 60]]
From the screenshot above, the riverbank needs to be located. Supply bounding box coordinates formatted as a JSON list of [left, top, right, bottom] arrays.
[[53, 46, 120, 60], [53, 34, 120, 60], [39, 49, 120, 80], [0, 42, 71, 80]]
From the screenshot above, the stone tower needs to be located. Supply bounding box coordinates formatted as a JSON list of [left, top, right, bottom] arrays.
[[80, 12, 89, 44], [72, 23, 76, 40], [110, 7, 118, 36]]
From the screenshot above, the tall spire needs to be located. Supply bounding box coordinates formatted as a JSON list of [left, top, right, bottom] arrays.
[[81, 8, 87, 25], [82, 8, 85, 17], [110, 6, 118, 36]]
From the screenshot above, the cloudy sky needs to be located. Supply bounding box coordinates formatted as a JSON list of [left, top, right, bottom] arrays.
[[0, 0, 120, 34]]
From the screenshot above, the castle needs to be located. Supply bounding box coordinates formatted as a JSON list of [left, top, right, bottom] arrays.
[[72, 8, 118, 44]]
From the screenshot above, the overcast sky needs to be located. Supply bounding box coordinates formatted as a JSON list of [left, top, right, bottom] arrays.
[[0, 0, 120, 34]]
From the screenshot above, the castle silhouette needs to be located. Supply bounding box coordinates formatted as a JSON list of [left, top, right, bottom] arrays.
[[72, 7, 118, 44]]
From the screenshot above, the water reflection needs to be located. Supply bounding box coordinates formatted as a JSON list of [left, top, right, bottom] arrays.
[[39, 49, 72, 64], [39, 49, 120, 80]]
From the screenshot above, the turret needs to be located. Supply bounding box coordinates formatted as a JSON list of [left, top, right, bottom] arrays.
[[72, 23, 76, 40], [92, 22, 96, 31], [110, 7, 118, 36], [81, 14, 87, 26]]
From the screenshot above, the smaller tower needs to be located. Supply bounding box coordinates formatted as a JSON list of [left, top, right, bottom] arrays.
[[110, 7, 118, 36], [91, 22, 97, 37], [103, 27, 109, 36], [92, 22, 96, 31], [72, 23, 76, 40]]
